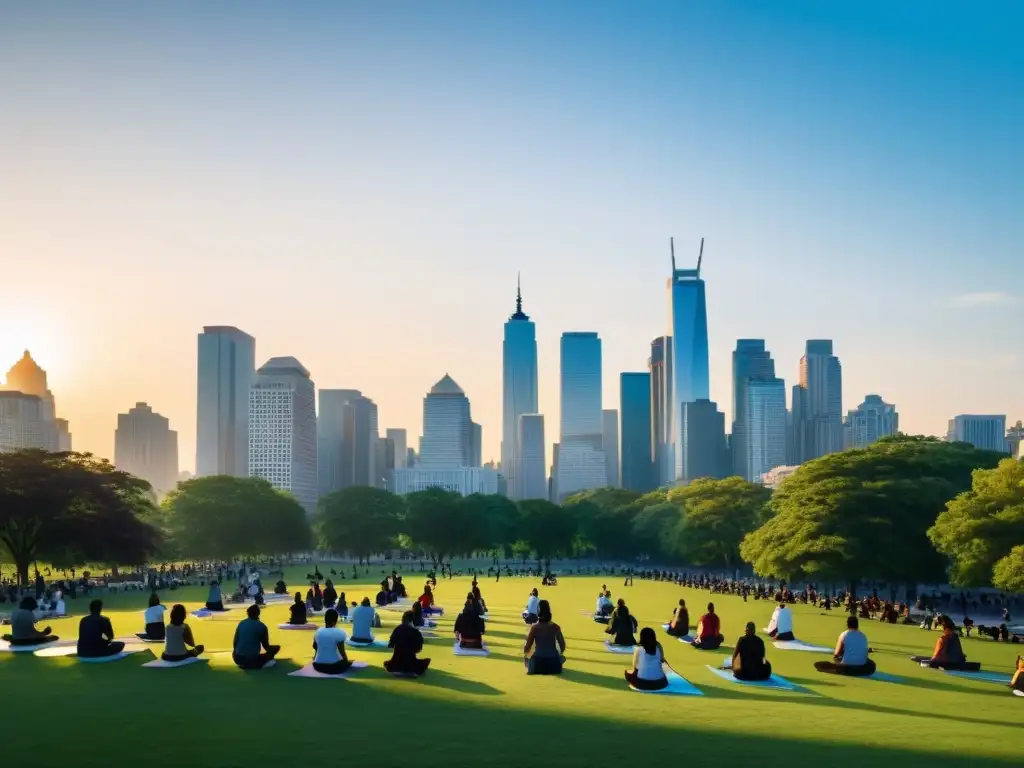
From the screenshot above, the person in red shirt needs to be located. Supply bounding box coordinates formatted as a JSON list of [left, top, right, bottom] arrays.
[[690, 602, 725, 651], [418, 585, 434, 609]]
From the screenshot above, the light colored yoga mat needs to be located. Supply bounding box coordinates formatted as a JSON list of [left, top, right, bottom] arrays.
[[942, 669, 1012, 684], [0, 639, 70, 653], [277, 623, 317, 630], [705, 658, 797, 690], [773, 640, 833, 653], [1013, 689, 1023, 698], [35, 643, 146, 659], [604, 640, 635, 654], [135, 635, 165, 644], [453, 642, 489, 657], [142, 656, 208, 669], [347, 638, 388, 649], [630, 664, 703, 696], [288, 661, 369, 679]]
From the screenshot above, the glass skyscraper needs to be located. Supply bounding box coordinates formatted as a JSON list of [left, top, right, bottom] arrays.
[[648, 336, 673, 486], [556, 332, 606, 500], [501, 280, 538, 498], [196, 326, 255, 478], [620, 372, 655, 492]]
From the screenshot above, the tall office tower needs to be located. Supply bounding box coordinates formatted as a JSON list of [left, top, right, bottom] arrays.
[[196, 326, 255, 477], [2, 350, 64, 450], [648, 336, 673, 485], [667, 238, 710, 482], [620, 372, 655, 492], [0, 392, 48, 452], [843, 395, 899, 449], [745, 378, 787, 482], [1006, 421, 1024, 459], [680, 399, 728, 483], [602, 409, 620, 488], [317, 389, 379, 493], [248, 357, 317, 514], [732, 340, 776, 479], [555, 332, 607, 500], [407, 447, 418, 467], [55, 419, 72, 450], [470, 422, 483, 468], [501, 278, 539, 498], [947, 414, 1008, 452], [376, 436, 394, 488], [518, 414, 547, 499], [114, 402, 179, 498], [790, 340, 843, 462], [420, 374, 473, 467], [386, 428, 408, 469]]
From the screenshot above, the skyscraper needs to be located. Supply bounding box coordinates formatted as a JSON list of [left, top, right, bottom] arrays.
[[1006, 421, 1024, 460], [790, 340, 843, 462], [470, 422, 483, 468], [667, 238, 710, 481], [648, 337, 672, 485], [420, 374, 473, 467], [501, 278, 539, 499], [386, 428, 408, 469], [680, 399, 728, 483], [947, 414, 1007, 453], [1, 350, 66, 450], [556, 332, 606, 500], [317, 389, 379, 493], [602, 409, 620, 488], [114, 402, 179, 498], [731, 340, 776, 478], [844, 395, 898, 449], [745, 378, 787, 482], [518, 414, 547, 500], [0, 392, 48, 452], [620, 372, 654, 492], [196, 326, 255, 477], [248, 357, 317, 513]]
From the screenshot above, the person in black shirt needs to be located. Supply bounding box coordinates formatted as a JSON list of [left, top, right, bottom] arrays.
[[77, 599, 125, 658], [731, 622, 771, 681], [454, 600, 485, 649], [289, 593, 308, 625], [605, 604, 638, 647], [385, 611, 430, 676]]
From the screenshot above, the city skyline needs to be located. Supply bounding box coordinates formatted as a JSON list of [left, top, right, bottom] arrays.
[[2, 3, 1021, 469]]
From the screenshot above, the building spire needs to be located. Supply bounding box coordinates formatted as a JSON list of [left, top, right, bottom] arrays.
[[510, 272, 529, 321]]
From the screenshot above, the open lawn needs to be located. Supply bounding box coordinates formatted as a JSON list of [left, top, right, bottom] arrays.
[[2, 570, 1020, 767]]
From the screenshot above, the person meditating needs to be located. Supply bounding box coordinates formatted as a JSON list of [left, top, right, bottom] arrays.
[[289, 593, 308, 626], [667, 599, 690, 637], [162, 604, 205, 662], [815, 616, 875, 676], [232, 604, 280, 670], [350, 597, 377, 643], [691, 602, 725, 650], [312, 609, 351, 675], [418, 586, 435, 610], [911, 615, 981, 671], [1010, 655, 1023, 694], [471, 586, 487, 616], [524, 588, 541, 625], [625, 627, 668, 690], [766, 602, 795, 641], [205, 581, 225, 612], [273, 579, 288, 595], [455, 599, 486, 649], [731, 622, 772, 680], [595, 590, 613, 619], [411, 601, 430, 629], [2, 597, 58, 646], [385, 610, 430, 677], [524, 600, 566, 675], [323, 580, 338, 609], [606, 604, 638, 647], [78, 599, 125, 659], [139, 593, 167, 641]]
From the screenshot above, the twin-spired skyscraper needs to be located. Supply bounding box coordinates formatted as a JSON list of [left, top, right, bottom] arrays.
[[501, 280, 540, 499]]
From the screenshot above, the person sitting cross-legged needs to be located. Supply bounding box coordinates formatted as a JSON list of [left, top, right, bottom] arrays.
[[139, 593, 166, 641], [232, 604, 280, 670], [911, 615, 981, 671], [814, 616, 876, 676], [454, 600, 486, 649], [385, 610, 430, 677], [2, 597, 59, 646], [523, 588, 540, 625], [731, 622, 772, 681], [766, 602, 795, 642], [1009, 655, 1023, 694], [205, 581, 225, 612], [666, 599, 690, 637], [78, 599, 125, 659], [606, 603, 638, 647], [161, 604, 205, 662], [312, 609, 351, 675], [524, 600, 566, 675], [690, 603, 725, 651], [350, 597, 377, 643], [624, 627, 668, 690], [289, 592, 308, 626]]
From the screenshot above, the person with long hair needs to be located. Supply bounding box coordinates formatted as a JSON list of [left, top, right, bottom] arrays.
[[666, 598, 690, 637], [162, 604, 205, 662], [624, 627, 668, 690], [139, 592, 166, 641], [911, 615, 980, 671], [605, 603, 638, 647], [524, 600, 566, 675], [454, 599, 485, 649]]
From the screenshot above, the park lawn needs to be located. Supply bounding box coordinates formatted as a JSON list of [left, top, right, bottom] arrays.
[[2, 570, 1020, 767]]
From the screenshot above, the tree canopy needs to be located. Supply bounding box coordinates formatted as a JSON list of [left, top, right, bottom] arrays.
[[317, 485, 404, 561], [0, 449, 161, 583], [402, 487, 465, 561], [667, 476, 770, 569], [517, 499, 577, 571]]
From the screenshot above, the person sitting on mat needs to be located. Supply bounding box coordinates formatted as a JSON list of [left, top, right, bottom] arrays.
[[273, 579, 288, 595], [691, 603, 725, 650], [1010, 655, 1023, 694], [289, 593, 308, 626], [911, 615, 980, 671], [139, 593, 167, 641], [666, 599, 690, 637], [471, 586, 488, 616], [78, 599, 125, 658], [350, 597, 376, 643], [766, 602, 795, 641], [336, 592, 348, 618], [411, 601, 429, 629], [418, 585, 435, 610], [525, 599, 566, 675], [205, 581, 225, 612], [524, 588, 541, 625], [455, 599, 486, 649], [731, 622, 772, 681], [312, 609, 351, 675], [2, 597, 58, 646], [606, 604, 638, 647], [162, 604, 205, 662], [323, 580, 338, 609], [625, 627, 668, 690], [232, 604, 280, 670], [595, 590, 613, 618], [814, 616, 875, 676], [385, 610, 430, 676], [309, 585, 324, 613]]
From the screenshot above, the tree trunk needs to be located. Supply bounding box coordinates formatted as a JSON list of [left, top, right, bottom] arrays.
[[15, 555, 30, 587]]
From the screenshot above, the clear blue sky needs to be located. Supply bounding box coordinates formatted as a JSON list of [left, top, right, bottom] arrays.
[[1, 1, 1021, 468]]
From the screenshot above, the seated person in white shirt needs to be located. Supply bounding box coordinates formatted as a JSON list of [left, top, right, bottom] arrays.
[[595, 591, 614, 621], [312, 609, 352, 675], [138, 593, 167, 640], [523, 589, 541, 625], [766, 602, 795, 641], [350, 597, 376, 643], [815, 616, 876, 676], [623, 627, 668, 690]]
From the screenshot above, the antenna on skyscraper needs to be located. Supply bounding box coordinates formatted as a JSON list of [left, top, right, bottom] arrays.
[[696, 237, 704, 275], [670, 237, 676, 273]]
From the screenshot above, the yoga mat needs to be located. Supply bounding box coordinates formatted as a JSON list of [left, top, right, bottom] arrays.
[[277, 623, 317, 630], [142, 656, 208, 669], [34, 644, 145, 662], [288, 661, 369, 679], [190, 610, 212, 618], [604, 640, 635, 654], [773, 640, 833, 653], [453, 642, 489, 657], [942, 669, 1012, 684], [705, 658, 797, 690], [347, 638, 388, 649], [0, 640, 68, 653], [136, 635, 165, 644], [79, 651, 141, 664], [630, 664, 704, 696], [1013, 689, 1023, 698], [676, 635, 695, 643]]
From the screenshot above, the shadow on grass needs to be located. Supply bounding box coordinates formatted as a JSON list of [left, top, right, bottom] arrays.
[[558, 667, 627, 692]]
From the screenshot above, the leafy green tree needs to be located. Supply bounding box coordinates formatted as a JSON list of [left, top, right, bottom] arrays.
[[518, 499, 577, 572], [928, 458, 1024, 588], [0, 449, 161, 584], [992, 545, 1024, 592], [403, 487, 465, 561], [563, 487, 641, 513], [569, 498, 638, 560], [740, 436, 1004, 592], [317, 485, 404, 562], [460, 493, 521, 552], [630, 501, 682, 559], [163, 476, 311, 561], [666, 477, 771, 569]]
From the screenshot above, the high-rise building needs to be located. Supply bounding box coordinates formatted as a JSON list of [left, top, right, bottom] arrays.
[[317, 389, 379, 494], [1006, 421, 1024, 460], [196, 326, 255, 477], [386, 428, 408, 469], [556, 332, 607, 500], [55, 418, 72, 451], [518, 414, 547, 499], [1, 350, 67, 450], [681, 399, 728, 483], [620, 372, 655, 492], [376, 436, 394, 488], [602, 409, 620, 488], [844, 395, 899, 449], [114, 402, 179, 498], [667, 238, 710, 481], [947, 414, 1008, 453], [0, 392, 48, 452], [732, 340, 776, 478], [501, 278, 539, 499], [470, 422, 483, 468], [745, 378, 787, 482], [248, 357, 317, 513], [789, 340, 843, 463], [648, 336, 673, 485]]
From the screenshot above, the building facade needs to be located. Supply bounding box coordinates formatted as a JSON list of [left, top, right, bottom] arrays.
[[947, 414, 1007, 453], [680, 399, 728, 483], [196, 326, 255, 477], [620, 372, 654, 492], [420, 374, 474, 467], [556, 332, 606, 500], [317, 389, 379, 494], [1006, 421, 1024, 460], [390, 467, 505, 496], [602, 409, 620, 488], [518, 413, 547, 500], [745, 378, 787, 482], [789, 340, 843, 463], [501, 279, 539, 499], [1, 350, 68, 451], [386, 428, 408, 469], [114, 402, 179, 498], [843, 395, 898, 449], [0, 392, 48, 452], [648, 336, 673, 485], [732, 340, 778, 479]]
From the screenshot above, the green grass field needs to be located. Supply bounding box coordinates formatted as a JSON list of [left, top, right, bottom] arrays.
[[3, 570, 1020, 766]]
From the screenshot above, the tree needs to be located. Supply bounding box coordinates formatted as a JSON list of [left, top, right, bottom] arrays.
[[459, 493, 522, 553], [666, 477, 770, 569], [518, 499, 577, 572], [0, 450, 161, 584], [316, 485, 404, 562], [163, 476, 311, 561], [631, 501, 682, 560], [563, 487, 641, 513], [928, 458, 1024, 588], [569, 498, 638, 560], [403, 487, 464, 561], [992, 545, 1024, 593], [740, 436, 1004, 592]]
